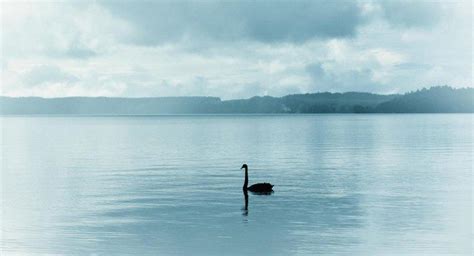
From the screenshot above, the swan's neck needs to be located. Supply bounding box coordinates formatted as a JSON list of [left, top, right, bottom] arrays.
[[243, 167, 248, 190]]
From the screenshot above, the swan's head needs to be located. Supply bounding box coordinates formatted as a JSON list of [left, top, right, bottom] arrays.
[[241, 164, 248, 169]]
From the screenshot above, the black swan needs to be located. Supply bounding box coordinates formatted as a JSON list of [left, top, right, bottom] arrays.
[[241, 164, 274, 193]]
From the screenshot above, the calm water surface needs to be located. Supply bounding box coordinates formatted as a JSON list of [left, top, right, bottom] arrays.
[[1, 115, 472, 255]]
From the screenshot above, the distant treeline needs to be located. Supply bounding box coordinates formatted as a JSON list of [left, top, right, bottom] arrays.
[[1, 86, 472, 114]]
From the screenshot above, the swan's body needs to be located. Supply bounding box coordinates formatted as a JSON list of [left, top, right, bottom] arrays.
[[241, 164, 274, 193], [247, 183, 274, 193]]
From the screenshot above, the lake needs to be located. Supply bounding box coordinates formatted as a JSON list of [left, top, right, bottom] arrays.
[[1, 115, 472, 255]]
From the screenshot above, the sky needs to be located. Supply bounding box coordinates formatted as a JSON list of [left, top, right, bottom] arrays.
[[1, 0, 472, 99]]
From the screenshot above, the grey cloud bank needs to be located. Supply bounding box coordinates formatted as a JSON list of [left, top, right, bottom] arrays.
[[380, 0, 441, 28], [101, 0, 363, 44], [1, 0, 472, 99]]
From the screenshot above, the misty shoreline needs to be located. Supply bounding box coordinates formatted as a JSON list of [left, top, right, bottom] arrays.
[[1, 86, 472, 114]]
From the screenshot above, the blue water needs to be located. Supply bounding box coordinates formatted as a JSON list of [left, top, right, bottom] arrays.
[[1, 115, 472, 255]]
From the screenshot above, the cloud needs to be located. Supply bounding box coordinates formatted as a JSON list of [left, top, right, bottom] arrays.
[[306, 62, 379, 92], [99, 0, 364, 45], [379, 0, 441, 28], [1, 0, 471, 98], [304, 40, 410, 93], [1, 1, 131, 60], [21, 65, 78, 87]]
